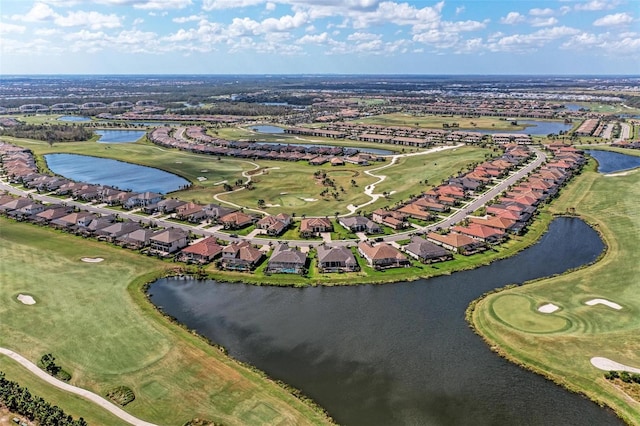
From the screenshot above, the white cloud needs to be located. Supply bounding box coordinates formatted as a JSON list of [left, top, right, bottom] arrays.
[[173, 15, 204, 23], [228, 11, 308, 36], [455, 6, 465, 15], [296, 32, 329, 44], [500, 12, 525, 25], [0, 23, 27, 35], [574, 0, 616, 11], [529, 8, 554, 17], [12, 3, 57, 22], [347, 32, 381, 41], [531, 17, 559, 27], [593, 13, 634, 27], [55, 11, 122, 30], [489, 26, 580, 52], [202, 0, 265, 10], [266, 2, 276, 11], [34, 28, 61, 36]]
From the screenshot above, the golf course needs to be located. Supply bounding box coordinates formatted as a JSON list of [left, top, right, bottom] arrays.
[[470, 149, 640, 425], [0, 218, 331, 425]]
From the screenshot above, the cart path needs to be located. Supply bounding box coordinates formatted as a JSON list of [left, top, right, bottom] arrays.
[[0, 347, 158, 426]]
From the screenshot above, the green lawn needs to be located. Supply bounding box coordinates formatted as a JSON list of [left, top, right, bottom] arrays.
[[353, 113, 555, 130], [470, 160, 640, 425], [0, 219, 331, 425]]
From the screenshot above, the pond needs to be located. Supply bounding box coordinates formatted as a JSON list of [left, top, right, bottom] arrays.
[[57, 116, 91, 122], [45, 153, 190, 194], [472, 120, 573, 136], [586, 150, 640, 174], [149, 218, 620, 426], [96, 130, 147, 143], [251, 125, 285, 133]]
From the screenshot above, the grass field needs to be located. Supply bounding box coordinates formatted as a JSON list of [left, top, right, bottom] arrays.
[[0, 219, 331, 425], [470, 158, 640, 424]]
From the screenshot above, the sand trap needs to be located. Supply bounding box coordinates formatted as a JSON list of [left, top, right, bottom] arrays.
[[264, 203, 280, 207], [301, 198, 317, 202], [585, 298, 622, 310], [280, 192, 288, 195], [175, 161, 182, 163], [200, 169, 209, 172], [214, 180, 227, 185], [538, 303, 560, 313], [17, 294, 36, 305], [591, 357, 640, 373], [197, 176, 207, 182], [81, 257, 104, 263], [604, 171, 632, 177]]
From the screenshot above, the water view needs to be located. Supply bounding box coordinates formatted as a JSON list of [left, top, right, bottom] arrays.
[[45, 153, 190, 194], [251, 125, 285, 133], [586, 150, 640, 174], [473, 120, 573, 135], [57, 115, 91, 122], [149, 218, 620, 426], [96, 129, 147, 143]]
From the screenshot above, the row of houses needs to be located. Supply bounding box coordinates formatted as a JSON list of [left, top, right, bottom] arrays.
[[376, 145, 534, 230], [285, 123, 533, 146], [149, 126, 383, 166]]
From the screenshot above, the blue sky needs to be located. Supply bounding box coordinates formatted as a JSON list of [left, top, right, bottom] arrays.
[[0, 0, 638, 75]]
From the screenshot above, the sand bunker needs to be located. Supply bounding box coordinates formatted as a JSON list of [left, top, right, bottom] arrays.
[[200, 169, 209, 172], [538, 303, 560, 313], [197, 176, 207, 182], [264, 203, 280, 207], [605, 171, 632, 177], [280, 192, 288, 195], [175, 161, 182, 163], [301, 198, 317, 202], [17, 294, 36, 305], [81, 257, 104, 263], [591, 357, 640, 374], [585, 298, 622, 310]]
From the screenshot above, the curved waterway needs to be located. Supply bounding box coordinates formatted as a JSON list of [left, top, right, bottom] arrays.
[[149, 218, 620, 425], [45, 153, 190, 194]]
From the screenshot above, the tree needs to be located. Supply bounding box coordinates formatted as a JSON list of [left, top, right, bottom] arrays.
[[257, 199, 265, 208]]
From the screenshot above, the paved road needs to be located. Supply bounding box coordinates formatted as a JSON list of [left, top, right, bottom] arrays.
[[0, 347, 157, 426], [0, 147, 547, 249], [618, 122, 631, 141]]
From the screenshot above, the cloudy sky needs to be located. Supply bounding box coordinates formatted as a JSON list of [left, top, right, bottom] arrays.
[[1, 0, 638, 75]]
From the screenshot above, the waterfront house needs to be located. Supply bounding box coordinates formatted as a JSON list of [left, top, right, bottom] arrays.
[[220, 241, 263, 271], [357, 241, 410, 269], [316, 245, 360, 273], [403, 236, 453, 264], [149, 228, 189, 255], [426, 232, 486, 255], [266, 243, 307, 274], [178, 237, 223, 263]]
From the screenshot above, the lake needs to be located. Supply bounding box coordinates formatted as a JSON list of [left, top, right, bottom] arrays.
[[473, 120, 573, 136], [586, 150, 640, 173], [96, 129, 147, 143], [149, 218, 620, 426], [57, 116, 91, 122], [45, 153, 190, 194], [251, 125, 285, 133]]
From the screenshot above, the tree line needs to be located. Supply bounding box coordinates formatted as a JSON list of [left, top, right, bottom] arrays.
[[0, 124, 93, 143], [0, 371, 87, 426]]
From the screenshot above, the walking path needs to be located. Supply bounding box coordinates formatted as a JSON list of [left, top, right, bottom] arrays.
[[0, 347, 158, 426]]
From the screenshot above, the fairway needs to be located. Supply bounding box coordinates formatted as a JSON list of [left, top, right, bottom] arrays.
[[471, 159, 640, 424], [0, 219, 330, 425]]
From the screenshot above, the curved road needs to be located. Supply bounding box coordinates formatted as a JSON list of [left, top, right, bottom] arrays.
[[0, 347, 157, 426], [0, 147, 547, 248]]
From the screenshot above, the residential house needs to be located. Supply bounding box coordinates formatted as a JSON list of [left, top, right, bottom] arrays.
[[357, 241, 410, 269], [178, 236, 223, 263], [256, 213, 292, 236], [338, 216, 382, 234], [371, 209, 408, 230], [203, 204, 236, 221], [300, 217, 333, 238], [397, 203, 434, 221], [220, 241, 263, 271], [426, 232, 486, 255], [51, 211, 95, 229], [32, 205, 71, 224], [403, 236, 453, 264], [96, 221, 142, 242], [149, 228, 189, 255], [220, 211, 254, 230], [124, 192, 163, 209], [266, 243, 307, 274], [175, 202, 207, 222], [451, 223, 507, 244], [316, 245, 359, 273], [117, 228, 162, 249]]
